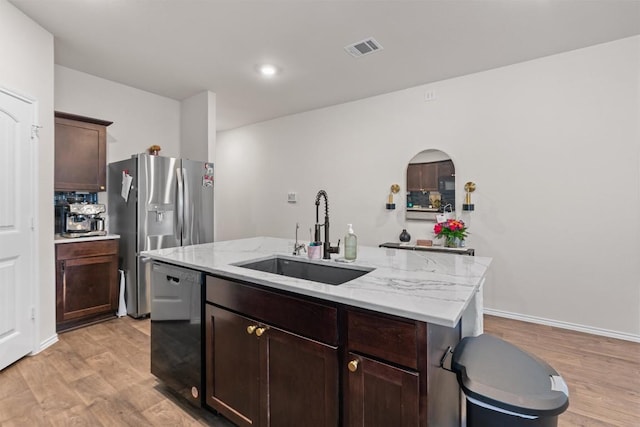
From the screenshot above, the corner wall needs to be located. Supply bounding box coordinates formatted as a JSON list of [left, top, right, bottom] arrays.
[[181, 90, 216, 162], [0, 0, 56, 350], [216, 36, 640, 339], [55, 65, 181, 163]]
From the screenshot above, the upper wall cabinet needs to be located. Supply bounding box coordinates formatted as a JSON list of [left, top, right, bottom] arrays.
[[407, 160, 454, 192], [55, 111, 113, 192]]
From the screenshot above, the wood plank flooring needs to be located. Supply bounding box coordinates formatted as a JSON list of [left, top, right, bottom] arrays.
[[1, 315, 638, 426], [0, 317, 232, 426], [484, 315, 640, 427]]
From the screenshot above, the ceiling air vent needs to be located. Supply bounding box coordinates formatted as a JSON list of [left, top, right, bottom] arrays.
[[344, 37, 383, 58]]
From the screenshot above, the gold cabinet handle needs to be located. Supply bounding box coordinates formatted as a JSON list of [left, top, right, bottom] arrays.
[[348, 360, 359, 372], [247, 325, 257, 335], [255, 327, 267, 337]]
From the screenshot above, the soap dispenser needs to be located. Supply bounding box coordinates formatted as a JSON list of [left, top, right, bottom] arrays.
[[344, 224, 357, 261]]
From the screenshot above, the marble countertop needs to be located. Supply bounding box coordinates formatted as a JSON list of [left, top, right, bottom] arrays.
[[142, 236, 492, 328], [54, 233, 120, 244]]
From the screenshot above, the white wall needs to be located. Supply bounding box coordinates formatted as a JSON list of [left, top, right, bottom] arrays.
[[181, 90, 216, 162], [0, 0, 56, 350], [55, 66, 181, 163], [217, 36, 640, 339]]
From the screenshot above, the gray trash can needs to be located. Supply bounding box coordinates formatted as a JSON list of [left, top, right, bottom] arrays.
[[451, 334, 569, 427]]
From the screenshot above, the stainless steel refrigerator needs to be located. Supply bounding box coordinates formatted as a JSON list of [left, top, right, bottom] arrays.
[[107, 153, 214, 318]]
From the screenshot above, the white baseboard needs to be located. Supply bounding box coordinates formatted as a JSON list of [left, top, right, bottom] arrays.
[[484, 308, 640, 343], [31, 333, 59, 356]]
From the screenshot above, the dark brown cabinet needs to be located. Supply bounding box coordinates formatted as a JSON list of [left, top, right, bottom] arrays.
[[55, 239, 119, 332], [204, 276, 460, 427], [346, 353, 419, 427], [407, 163, 423, 191], [438, 160, 455, 181], [407, 160, 455, 191], [344, 308, 461, 427], [345, 308, 423, 427], [205, 277, 339, 427], [265, 325, 338, 427], [206, 305, 260, 427], [54, 111, 112, 192]]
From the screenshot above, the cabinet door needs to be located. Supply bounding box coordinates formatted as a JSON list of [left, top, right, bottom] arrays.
[[420, 163, 438, 191], [345, 353, 420, 427], [205, 305, 260, 427], [205, 304, 339, 427], [56, 254, 118, 323], [438, 160, 455, 179], [407, 164, 422, 191], [264, 327, 338, 427], [55, 116, 107, 191]]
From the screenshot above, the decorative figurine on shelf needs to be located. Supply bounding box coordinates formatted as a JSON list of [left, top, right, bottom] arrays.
[[399, 229, 411, 242], [148, 145, 161, 155]]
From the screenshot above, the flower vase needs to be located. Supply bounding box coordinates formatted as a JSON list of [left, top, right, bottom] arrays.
[[444, 236, 458, 248]]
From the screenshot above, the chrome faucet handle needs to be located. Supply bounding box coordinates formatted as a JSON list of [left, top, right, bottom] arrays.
[[293, 222, 306, 255], [294, 242, 307, 255]]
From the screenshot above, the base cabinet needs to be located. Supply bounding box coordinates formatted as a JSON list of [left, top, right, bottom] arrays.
[[205, 277, 339, 427], [346, 353, 419, 427], [345, 308, 424, 426], [206, 305, 260, 426], [266, 326, 338, 427], [55, 239, 119, 332], [204, 275, 460, 427]]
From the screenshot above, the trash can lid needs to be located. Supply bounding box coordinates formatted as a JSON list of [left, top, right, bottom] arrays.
[[452, 334, 569, 417]]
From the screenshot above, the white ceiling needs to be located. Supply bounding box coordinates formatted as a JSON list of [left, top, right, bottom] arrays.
[[9, 0, 640, 131]]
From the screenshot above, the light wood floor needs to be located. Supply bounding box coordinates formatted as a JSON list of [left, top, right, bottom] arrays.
[[0, 317, 232, 427], [483, 316, 640, 426], [0, 315, 638, 426]]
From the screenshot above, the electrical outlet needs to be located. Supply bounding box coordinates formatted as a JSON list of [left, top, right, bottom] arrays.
[[287, 192, 297, 203], [424, 90, 436, 102]]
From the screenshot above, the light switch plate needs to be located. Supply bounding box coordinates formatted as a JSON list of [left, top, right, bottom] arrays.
[[287, 192, 297, 203]]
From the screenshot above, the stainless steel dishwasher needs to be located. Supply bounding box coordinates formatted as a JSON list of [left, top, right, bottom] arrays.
[[150, 261, 203, 407]]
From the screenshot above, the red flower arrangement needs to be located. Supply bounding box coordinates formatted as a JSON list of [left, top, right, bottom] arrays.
[[434, 219, 468, 247]]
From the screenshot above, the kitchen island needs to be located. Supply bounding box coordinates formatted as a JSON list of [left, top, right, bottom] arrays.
[[142, 236, 491, 427]]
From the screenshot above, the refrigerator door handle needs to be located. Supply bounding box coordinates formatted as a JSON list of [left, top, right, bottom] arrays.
[[182, 168, 191, 245], [176, 167, 184, 242]]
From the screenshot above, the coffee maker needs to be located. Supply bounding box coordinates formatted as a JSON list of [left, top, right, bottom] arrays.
[[62, 203, 107, 237]]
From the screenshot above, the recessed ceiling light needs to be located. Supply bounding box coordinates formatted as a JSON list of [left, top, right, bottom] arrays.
[[258, 64, 278, 77]]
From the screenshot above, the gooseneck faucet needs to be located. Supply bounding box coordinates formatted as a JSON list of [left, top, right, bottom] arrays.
[[314, 190, 340, 259]]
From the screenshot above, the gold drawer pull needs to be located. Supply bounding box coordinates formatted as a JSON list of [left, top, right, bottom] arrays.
[[247, 325, 257, 335], [255, 327, 267, 337], [348, 360, 359, 372]]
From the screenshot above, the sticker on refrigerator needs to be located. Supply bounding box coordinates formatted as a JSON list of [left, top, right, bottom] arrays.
[[202, 174, 213, 187]]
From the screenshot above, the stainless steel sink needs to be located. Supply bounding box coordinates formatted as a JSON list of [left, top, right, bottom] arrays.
[[233, 255, 374, 285]]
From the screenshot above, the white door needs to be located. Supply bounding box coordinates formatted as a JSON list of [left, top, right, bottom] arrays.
[[0, 88, 36, 370]]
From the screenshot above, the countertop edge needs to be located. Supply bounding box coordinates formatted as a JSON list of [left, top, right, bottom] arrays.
[[142, 246, 488, 328], [54, 234, 120, 244]]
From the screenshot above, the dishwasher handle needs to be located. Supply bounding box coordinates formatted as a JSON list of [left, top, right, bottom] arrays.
[[152, 262, 202, 284]]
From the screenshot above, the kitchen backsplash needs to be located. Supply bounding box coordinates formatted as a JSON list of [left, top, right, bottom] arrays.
[[54, 191, 98, 205]]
